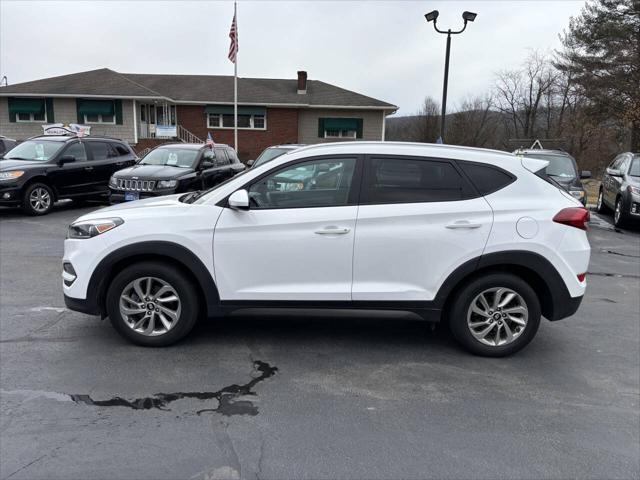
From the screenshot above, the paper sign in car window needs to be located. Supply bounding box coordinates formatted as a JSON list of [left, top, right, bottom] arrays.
[[167, 152, 178, 165]]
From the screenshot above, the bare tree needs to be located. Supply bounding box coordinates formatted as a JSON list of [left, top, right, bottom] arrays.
[[448, 95, 499, 148]]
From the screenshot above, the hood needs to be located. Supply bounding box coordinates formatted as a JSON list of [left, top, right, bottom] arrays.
[[550, 175, 582, 190], [73, 194, 186, 223], [0, 159, 45, 170], [113, 163, 194, 179]]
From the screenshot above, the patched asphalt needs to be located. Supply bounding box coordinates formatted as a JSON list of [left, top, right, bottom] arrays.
[[1, 202, 639, 480]]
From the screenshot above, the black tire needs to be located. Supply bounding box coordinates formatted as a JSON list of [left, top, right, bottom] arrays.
[[614, 197, 629, 228], [106, 261, 200, 346], [22, 182, 54, 216], [448, 273, 541, 357], [596, 188, 610, 214]]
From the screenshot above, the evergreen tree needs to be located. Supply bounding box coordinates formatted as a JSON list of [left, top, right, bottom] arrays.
[[556, 0, 640, 150]]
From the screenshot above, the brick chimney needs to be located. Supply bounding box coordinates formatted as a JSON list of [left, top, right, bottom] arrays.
[[297, 71, 307, 94]]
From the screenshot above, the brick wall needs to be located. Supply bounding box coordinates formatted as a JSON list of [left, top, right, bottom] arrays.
[[176, 105, 298, 161]]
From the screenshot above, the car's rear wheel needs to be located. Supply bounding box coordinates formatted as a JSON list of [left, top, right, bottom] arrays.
[[448, 273, 541, 357], [596, 188, 610, 214], [106, 261, 200, 346], [22, 183, 54, 216]]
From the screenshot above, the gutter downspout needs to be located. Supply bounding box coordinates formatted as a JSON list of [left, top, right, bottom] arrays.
[[133, 99, 138, 145]]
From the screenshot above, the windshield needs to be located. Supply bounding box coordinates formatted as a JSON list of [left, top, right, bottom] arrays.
[[253, 148, 291, 168], [525, 153, 576, 178], [3, 140, 65, 162], [630, 157, 640, 177], [140, 148, 199, 168]]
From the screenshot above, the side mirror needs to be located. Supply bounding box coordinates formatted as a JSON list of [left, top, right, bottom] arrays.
[[228, 189, 249, 210], [607, 168, 621, 177], [246, 159, 255, 167], [580, 170, 592, 179], [58, 155, 75, 166], [201, 159, 215, 169]]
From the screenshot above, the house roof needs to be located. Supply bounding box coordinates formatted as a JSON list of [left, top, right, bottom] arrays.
[[0, 68, 396, 110]]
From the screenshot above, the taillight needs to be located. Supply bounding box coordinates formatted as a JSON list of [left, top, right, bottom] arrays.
[[553, 207, 590, 230], [577, 272, 587, 282]]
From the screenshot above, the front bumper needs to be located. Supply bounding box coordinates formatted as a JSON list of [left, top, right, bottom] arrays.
[[0, 184, 23, 206], [109, 188, 177, 204]]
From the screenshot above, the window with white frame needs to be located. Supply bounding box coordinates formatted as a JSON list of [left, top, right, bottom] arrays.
[[207, 113, 266, 129], [84, 113, 115, 124], [324, 129, 357, 139], [16, 111, 47, 123]]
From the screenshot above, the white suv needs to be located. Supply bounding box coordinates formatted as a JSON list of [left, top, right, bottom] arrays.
[[63, 142, 590, 356]]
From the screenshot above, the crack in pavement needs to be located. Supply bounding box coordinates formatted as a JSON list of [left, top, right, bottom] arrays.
[[601, 249, 640, 259], [588, 271, 640, 279]]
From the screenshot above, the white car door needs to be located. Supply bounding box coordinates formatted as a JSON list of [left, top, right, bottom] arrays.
[[352, 155, 494, 301], [213, 156, 360, 301]]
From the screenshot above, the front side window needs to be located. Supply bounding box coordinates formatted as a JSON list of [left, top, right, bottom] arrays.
[[4, 140, 64, 161], [362, 157, 469, 204], [248, 157, 356, 209], [63, 142, 88, 161], [208, 113, 266, 129], [139, 148, 199, 168]]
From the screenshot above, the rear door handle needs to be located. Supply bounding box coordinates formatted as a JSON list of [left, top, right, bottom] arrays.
[[314, 226, 351, 235], [446, 221, 482, 229], [84, 166, 94, 171]]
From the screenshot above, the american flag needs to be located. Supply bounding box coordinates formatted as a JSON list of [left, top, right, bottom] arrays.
[[228, 10, 238, 63], [206, 132, 215, 148]]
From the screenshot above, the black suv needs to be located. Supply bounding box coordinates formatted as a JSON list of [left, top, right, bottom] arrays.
[[109, 143, 245, 202], [597, 152, 640, 228], [0, 136, 17, 156], [515, 149, 590, 205], [0, 135, 137, 215]]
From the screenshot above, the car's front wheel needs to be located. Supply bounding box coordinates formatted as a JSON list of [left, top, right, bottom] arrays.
[[614, 197, 629, 228], [22, 182, 54, 216], [448, 273, 541, 357], [106, 261, 200, 346], [596, 188, 609, 214]]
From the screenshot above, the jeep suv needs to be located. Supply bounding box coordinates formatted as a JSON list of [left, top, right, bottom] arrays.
[[63, 142, 590, 356], [0, 135, 136, 215], [109, 143, 244, 202]]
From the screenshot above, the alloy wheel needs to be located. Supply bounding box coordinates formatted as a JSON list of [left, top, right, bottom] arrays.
[[466, 287, 528, 347], [119, 277, 182, 336], [29, 187, 51, 213], [597, 191, 603, 210], [615, 200, 622, 225]]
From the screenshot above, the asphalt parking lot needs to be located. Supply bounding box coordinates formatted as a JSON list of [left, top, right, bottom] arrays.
[[1, 202, 639, 480]]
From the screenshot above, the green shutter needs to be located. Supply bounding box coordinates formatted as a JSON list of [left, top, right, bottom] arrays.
[[324, 118, 359, 131], [45, 98, 54, 123], [204, 105, 266, 115], [8, 101, 16, 122], [8, 97, 45, 114], [318, 118, 325, 137], [356, 118, 363, 139], [76, 99, 84, 123], [115, 100, 123, 125]]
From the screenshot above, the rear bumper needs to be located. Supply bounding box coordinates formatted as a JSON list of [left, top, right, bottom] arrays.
[[547, 294, 584, 321], [64, 293, 100, 316]]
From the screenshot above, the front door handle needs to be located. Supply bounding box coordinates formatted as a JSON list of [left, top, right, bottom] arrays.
[[446, 221, 482, 229], [314, 226, 351, 235], [84, 166, 94, 171]]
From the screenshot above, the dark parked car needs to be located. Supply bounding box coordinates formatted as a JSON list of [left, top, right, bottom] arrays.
[[597, 152, 640, 227], [0, 136, 17, 156], [515, 149, 590, 205], [109, 143, 245, 202], [0, 135, 137, 215], [248, 144, 305, 168]]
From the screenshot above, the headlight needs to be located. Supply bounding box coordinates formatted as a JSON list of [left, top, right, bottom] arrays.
[[569, 190, 585, 199], [0, 171, 25, 181], [109, 176, 118, 188], [68, 218, 123, 239], [157, 179, 178, 189], [627, 185, 640, 196]]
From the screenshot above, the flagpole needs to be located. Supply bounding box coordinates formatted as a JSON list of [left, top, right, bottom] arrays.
[[233, 1, 238, 153]]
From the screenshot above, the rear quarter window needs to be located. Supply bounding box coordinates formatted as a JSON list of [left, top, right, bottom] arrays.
[[457, 162, 515, 195]]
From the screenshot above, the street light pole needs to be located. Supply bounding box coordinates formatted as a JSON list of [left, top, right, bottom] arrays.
[[425, 10, 477, 143]]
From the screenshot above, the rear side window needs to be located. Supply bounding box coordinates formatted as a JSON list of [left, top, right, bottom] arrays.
[[226, 148, 239, 163], [458, 162, 515, 195], [214, 149, 230, 165], [114, 143, 131, 156], [362, 157, 471, 204], [88, 141, 118, 160]]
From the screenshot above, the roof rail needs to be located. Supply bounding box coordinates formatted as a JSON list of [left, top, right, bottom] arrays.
[[25, 133, 125, 141]]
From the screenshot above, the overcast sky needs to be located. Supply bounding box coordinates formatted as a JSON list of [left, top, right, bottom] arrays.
[[0, 0, 585, 116]]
